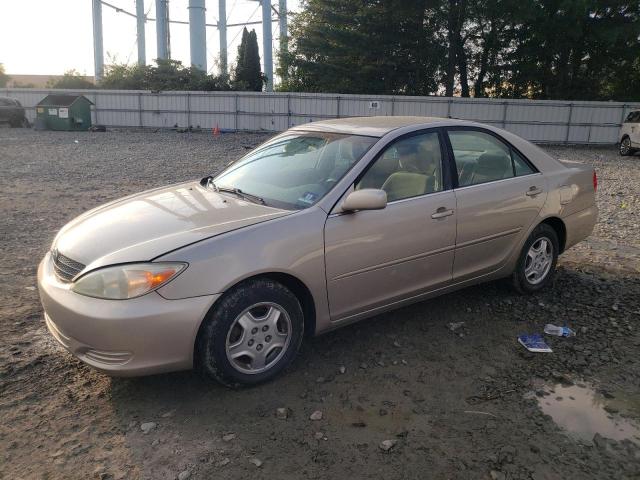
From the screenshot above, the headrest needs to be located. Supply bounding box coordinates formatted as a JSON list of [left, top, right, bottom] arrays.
[[477, 152, 510, 177]]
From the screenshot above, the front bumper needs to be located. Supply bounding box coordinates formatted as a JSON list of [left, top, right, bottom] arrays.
[[37, 252, 219, 376]]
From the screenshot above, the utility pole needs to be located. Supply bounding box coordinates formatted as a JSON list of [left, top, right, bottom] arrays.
[[261, 0, 273, 91], [156, 0, 169, 60], [188, 0, 207, 71], [92, 0, 104, 81], [278, 0, 287, 53], [278, 0, 287, 81], [219, 0, 228, 75], [136, 0, 146, 66]]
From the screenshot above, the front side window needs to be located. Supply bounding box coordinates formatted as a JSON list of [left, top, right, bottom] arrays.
[[448, 130, 534, 187], [356, 132, 444, 202], [625, 111, 640, 123], [213, 132, 377, 210]]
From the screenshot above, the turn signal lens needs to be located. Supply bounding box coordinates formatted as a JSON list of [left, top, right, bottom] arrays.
[[72, 263, 187, 300]]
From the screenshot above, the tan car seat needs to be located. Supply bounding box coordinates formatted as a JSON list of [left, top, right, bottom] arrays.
[[395, 136, 442, 193], [358, 150, 400, 189], [381, 141, 429, 201], [470, 152, 512, 184]]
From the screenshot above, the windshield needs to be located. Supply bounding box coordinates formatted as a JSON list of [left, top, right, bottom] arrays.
[[213, 132, 377, 209]]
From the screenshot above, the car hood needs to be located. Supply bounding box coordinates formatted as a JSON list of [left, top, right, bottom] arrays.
[[53, 181, 291, 272]]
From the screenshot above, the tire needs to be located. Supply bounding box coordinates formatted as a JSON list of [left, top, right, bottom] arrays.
[[619, 136, 635, 156], [511, 223, 559, 294], [196, 278, 304, 387]]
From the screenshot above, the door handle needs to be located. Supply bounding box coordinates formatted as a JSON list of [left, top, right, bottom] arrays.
[[526, 186, 543, 197], [431, 207, 454, 219]]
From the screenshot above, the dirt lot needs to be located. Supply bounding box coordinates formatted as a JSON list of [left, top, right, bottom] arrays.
[[1, 129, 639, 480]]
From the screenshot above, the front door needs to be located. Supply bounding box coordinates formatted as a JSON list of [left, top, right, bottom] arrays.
[[324, 130, 457, 321]]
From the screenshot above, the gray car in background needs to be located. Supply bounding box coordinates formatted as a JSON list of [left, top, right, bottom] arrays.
[[38, 116, 598, 387], [0, 97, 28, 127], [0, 97, 29, 127]]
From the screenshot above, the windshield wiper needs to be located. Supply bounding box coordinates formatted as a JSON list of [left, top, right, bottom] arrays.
[[209, 181, 266, 206]]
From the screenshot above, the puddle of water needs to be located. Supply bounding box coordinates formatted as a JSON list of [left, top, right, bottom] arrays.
[[534, 381, 640, 444]]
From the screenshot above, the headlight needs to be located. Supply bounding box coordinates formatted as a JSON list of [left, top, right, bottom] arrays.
[[72, 263, 187, 300]]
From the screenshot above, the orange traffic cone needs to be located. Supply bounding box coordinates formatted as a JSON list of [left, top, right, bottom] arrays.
[[212, 124, 220, 137]]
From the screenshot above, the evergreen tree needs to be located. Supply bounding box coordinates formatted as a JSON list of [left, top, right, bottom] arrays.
[[233, 28, 264, 91], [278, 0, 442, 95], [280, 0, 640, 101]]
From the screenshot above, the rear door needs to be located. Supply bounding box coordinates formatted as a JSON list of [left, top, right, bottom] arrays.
[[324, 130, 457, 321], [445, 128, 547, 281]]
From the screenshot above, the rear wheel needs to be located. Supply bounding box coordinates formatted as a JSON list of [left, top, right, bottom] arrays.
[[196, 278, 304, 387], [619, 136, 635, 156], [511, 224, 559, 294]]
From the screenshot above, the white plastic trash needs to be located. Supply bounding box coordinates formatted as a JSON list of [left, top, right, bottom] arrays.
[[544, 324, 576, 337]]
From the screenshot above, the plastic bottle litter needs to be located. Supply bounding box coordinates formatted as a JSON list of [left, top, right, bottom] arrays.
[[544, 324, 576, 337]]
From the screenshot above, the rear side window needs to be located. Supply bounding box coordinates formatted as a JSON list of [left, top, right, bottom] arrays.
[[625, 111, 640, 123], [448, 130, 535, 187], [512, 150, 535, 176]]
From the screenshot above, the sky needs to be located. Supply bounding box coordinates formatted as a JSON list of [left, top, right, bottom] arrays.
[[0, 0, 300, 76]]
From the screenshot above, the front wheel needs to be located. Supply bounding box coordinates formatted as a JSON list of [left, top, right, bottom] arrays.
[[619, 136, 634, 156], [196, 278, 304, 387], [511, 224, 559, 294]]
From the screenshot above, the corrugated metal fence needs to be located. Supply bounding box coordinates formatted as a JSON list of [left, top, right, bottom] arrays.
[[5, 88, 639, 144]]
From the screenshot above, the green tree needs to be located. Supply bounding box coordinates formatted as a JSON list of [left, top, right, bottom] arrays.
[[454, 0, 640, 101], [47, 69, 95, 89], [503, 0, 640, 101], [281, 0, 640, 101], [0, 63, 10, 87], [99, 59, 232, 91], [233, 28, 264, 91], [437, 0, 525, 98], [278, 0, 442, 95]]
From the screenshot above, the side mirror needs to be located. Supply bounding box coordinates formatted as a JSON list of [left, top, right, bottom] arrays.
[[341, 189, 387, 212]]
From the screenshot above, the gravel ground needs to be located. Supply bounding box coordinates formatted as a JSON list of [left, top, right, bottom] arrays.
[[1, 129, 639, 480]]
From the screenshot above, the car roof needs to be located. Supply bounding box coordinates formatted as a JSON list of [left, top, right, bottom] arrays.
[[289, 116, 471, 137], [288, 115, 567, 173]]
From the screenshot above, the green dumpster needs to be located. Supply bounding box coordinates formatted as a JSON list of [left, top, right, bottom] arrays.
[[35, 94, 93, 131]]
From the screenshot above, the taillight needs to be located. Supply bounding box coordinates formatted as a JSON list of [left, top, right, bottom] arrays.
[[593, 170, 598, 192]]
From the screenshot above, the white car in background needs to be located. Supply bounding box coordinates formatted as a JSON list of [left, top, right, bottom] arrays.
[[619, 110, 640, 156]]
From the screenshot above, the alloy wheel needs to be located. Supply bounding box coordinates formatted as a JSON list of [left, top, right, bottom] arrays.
[[620, 138, 631, 155], [525, 237, 553, 285]]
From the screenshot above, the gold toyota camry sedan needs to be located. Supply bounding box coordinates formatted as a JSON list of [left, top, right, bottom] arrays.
[[38, 117, 598, 386]]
